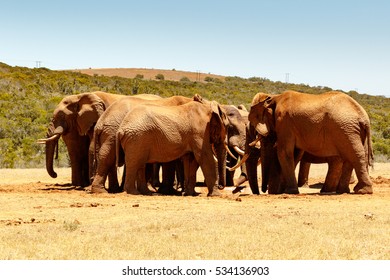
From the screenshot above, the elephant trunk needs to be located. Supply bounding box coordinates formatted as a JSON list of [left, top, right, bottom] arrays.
[[245, 125, 260, 194], [216, 143, 227, 187], [261, 134, 281, 194], [260, 142, 270, 193], [45, 125, 64, 178], [246, 149, 260, 194]]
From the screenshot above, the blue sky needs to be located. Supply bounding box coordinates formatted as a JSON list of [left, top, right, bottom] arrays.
[[1, 0, 389, 97]]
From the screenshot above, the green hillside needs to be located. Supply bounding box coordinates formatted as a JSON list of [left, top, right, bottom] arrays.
[[0, 62, 389, 168]]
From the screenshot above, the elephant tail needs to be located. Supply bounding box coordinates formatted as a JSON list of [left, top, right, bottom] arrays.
[[362, 121, 374, 170], [115, 131, 125, 168], [93, 129, 101, 175]]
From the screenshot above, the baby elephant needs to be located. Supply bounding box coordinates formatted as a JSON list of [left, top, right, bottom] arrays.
[[116, 98, 230, 196]]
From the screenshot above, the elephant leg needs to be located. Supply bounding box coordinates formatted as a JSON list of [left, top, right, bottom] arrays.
[[200, 160, 221, 197], [183, 153, 200, 196], [337, 161, 352, 194], [70, 155, 90, 187], [341, 141, 373, 194], [158, 161, 181, 195], [175, 159, 184, 192], [88, 139, 95, 182], [277, 146, 299, 194], [91, 170, 108, 193], [136, 166, 152, 195], [321, 159, 343, 193], [150, 163, 161, 189], [297, 160, 311, 188], [123, 157, 141, 195], [108, 166, 122, 193], [120, 165, 126, 190], [91, 141, 116, 193], [353, 166, 373, 194]]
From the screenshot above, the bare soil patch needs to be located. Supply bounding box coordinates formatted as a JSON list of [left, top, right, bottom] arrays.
[[0, 164, 389, 260]]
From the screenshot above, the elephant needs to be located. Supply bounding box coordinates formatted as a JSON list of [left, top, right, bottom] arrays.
[[116, 97, 230, 196], [247, 90, 373, 195], [222, 105, 248, 190], [187, 99, 248, 191], [90, 95, 191, 193], [37, 91, 125, 187]]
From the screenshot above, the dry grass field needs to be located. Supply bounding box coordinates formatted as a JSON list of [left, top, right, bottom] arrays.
[[0, 164, 389, 260]]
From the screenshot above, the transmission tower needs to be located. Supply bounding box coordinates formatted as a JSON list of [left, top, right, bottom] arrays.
[[285, 73, 290, 83]]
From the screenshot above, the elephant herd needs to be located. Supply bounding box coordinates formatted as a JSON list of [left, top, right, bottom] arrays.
[[38, 90, 374, 196]]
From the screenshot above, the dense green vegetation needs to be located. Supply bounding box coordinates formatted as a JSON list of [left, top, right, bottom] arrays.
[[0, 62, 389, 168]]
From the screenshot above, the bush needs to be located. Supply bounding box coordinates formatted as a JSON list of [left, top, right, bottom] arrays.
[[155, 74, 165, 80], [383, 128, 390, 139], [180, 77, 190, 82]]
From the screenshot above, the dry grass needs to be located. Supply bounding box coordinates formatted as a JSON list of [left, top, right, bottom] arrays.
[[73, 68, 225, 82], [0, 164, 389, 260]]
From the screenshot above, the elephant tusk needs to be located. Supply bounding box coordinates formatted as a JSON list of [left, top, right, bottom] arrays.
[[36, 134, 61, 144], [211, 144, 218, 163], [249, 134, 262, 147], [233, 145, 245, 156], [224, 142, 237, 160], [227, 153, 250, 172]]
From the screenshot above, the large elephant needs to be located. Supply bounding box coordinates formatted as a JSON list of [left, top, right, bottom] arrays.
[[117, 98, 230, 196], [247, 90, 373, 194], [91, 95, 190, 193], [38, 91, 124, 187]]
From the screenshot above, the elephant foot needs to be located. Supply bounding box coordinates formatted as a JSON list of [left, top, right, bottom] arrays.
[[158, 186, 182, 196], [207, 187, 222, 197], [139, 188, 153, 196], [91, 185, 108, 194], [125, 188, 141, 195], [108, 185, 123, 194], [335, 186, 350, 194], [182, 188, 200, 196], [285, 188, 299, 194], [183, 191, 200, 196], [321, 185, 337, 193], [354, 185, 373, 194]]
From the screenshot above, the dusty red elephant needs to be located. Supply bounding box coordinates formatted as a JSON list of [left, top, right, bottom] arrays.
[[246, 90, 373, 195]]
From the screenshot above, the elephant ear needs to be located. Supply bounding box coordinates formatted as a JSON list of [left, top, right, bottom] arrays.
[[209, 102, 228, 144], [76, 93, 105, 136], [249, 95, 275, 137]]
